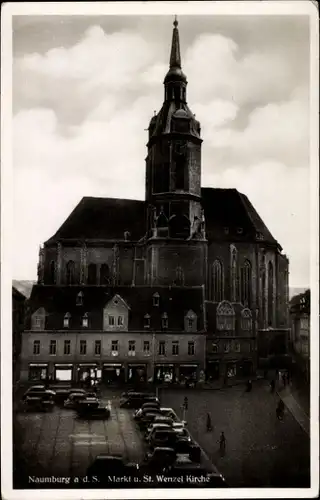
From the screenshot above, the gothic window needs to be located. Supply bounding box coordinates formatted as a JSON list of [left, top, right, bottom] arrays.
[[63, 312, 71, 328], [230, 246, 238, 302], [175, 266, 184, 286], [240, 260, 252, 307], [50, 260, 56, 284], [267, 261, 274, 326], [241, 308, 252, 331], [87, 263, 97, 285], [31, 308, 46, 330], [66, 260, 75, 285], [216, 301, 235, 331], [100, 263, 110, 285], [211, 260, 223, 302], [76, 291, 83, 306]]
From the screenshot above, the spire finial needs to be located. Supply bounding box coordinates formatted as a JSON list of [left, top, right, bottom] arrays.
[[169, 15, 181, 68]]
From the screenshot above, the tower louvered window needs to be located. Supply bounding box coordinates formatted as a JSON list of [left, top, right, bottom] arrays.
[[66, 260, 76, 285]]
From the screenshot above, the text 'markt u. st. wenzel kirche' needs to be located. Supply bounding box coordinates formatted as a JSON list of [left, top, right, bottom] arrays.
[[20, 19, 289, 385]]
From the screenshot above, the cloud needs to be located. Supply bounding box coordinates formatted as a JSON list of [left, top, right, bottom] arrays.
[[12, 23, 310, 287]]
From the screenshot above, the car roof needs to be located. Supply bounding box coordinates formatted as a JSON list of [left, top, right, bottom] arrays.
[[153, 447, 176, 452]]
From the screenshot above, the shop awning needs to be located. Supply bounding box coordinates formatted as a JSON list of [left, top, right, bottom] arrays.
[[78, 363, 97, 367], [155, 364, 174, 367], [55, 364, 73, 368], [180, 364, 198, 368], [128, 364, 146, 368], [29, 363, 48, 367], [103, 363, 122, 367]]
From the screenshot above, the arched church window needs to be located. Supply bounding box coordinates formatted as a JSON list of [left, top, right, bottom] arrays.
[[241, 308, 252, 331], [87, 263, 97, 285], [267, 261, 274, 326], [156, 211, 168, 228], [211, 260, 223, 302], [230, 247, 238, 302], [240, 260, 252, 307], [169, 214, 190, 239], [66, 260, 75, 285], [175, 266, 184, 286], [100, 263, 110, 285], [50, 260, 56, 285], [216, 301, 235, 331]]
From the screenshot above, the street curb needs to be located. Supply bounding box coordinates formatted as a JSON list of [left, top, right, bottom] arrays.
[[276, 389, 310, 436]]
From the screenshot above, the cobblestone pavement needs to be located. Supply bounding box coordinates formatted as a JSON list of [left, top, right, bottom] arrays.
[[14, 392, 144, 487], [159, 380, 310, 487]]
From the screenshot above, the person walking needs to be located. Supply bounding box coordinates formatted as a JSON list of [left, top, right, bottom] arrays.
[[219, 431, 226, 453], [206, 413, 212, 432], [246, 380, 252, 392], [270, 379, 275, 393]]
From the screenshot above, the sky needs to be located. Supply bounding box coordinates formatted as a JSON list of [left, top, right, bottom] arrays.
[[12, 12, 311, 287]]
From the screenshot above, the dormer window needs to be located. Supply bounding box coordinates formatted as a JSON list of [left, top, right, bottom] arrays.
[[76, 292, 83, 306], [103, 294, 129, 331], [144, 314, 151, 329], [82, 312, 89, 328], [153, 292, 160, 307], [63, 312, 71, 328], [162, 312, 168, 330], [185, 310, 197, 332], [237, 227, 243, 234], [31, 307, 46, 331]]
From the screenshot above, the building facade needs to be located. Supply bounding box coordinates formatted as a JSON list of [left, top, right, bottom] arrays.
[[13, 286, 26, 384], [20, 19, 289, 385], [289, 289, 310, 382]]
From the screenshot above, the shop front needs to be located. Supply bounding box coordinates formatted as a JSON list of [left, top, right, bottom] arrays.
[[206, 360, 220, 381], [239, 359, 253, 377], [178, 364, 198, 382], [54, 363, 73, 382], [28, 363, 48, 382], [226, 361, 237, 379], [127, 364, 147, 384], [154, 364, 174, 384], [102, 363, 125, 385], [76, 363, 101, 387]]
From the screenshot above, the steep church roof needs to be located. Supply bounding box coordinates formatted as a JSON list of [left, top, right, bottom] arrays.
[[45, 188, 278, 247], [45, 197, 146, 244]]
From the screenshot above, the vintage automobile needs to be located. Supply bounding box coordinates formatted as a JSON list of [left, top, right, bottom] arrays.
[[22, 386, 56, 401], [166, 455, 228, 487], [140, 447, 177, 472], [87, 454, 139, 483], [149, 429, 178, 449], [22, 391, 55, 412], [120, 392, 159, 409], [54, 388, 87, 405], [64, 392, 97, 409], [76, 404, 110, 420]]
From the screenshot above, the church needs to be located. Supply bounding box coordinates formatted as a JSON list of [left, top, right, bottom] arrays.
[[20, 19, 289, 386]]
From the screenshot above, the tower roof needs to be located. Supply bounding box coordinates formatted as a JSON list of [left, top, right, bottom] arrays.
[[164, 17, 187, 84]]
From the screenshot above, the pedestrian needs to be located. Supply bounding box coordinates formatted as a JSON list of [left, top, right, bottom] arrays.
[[270, 379, 275, 393], [206, 413, 212, 432], [219, 432, 226, 454], [246, 380, 252, 392]]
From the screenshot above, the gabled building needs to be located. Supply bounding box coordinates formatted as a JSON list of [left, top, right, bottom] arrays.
[[20, 19, 289, 385], [289, 289, 310, 381]]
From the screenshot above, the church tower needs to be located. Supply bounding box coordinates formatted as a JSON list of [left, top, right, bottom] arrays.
[[144, 18, 207, 287]]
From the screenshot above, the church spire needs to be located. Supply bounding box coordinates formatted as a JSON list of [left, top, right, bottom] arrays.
[[169, 16, 181, 69]]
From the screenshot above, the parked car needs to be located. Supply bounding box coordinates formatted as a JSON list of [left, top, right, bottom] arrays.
[[22, 386, 56, 401], [75, 397, 100, 413], [140, 447, 176, 472], [135, 406, 162, 421], [137, 411, 164, 430], [149, 429, 178, 449], [64, 392, 97, 409], [174, 438, 201, 461], [145, 421, 184, 437], [145, 423, 172, 441], [141, 401, 161, 410], [120, 393, 159, 409], [157, 408, 178, 421], [55, 388, 86, 404], [77, 405, 111, 420], [23, 392, 55, 412], [167, 455, 228, 486], [87, 454, 139, 484]]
